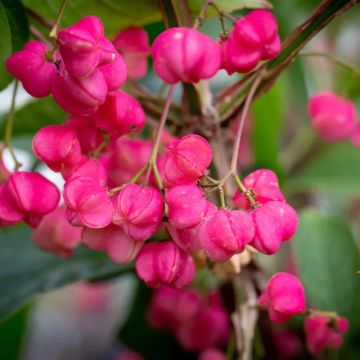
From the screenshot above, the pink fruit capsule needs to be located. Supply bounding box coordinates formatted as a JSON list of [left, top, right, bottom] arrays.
[[165, 185, 208, 230], [199, 208, 255, 261], [233, 169, 284, 209], [308, 92, 357, 142], [223, 10, 281, 74], [112, 184, 163, 241], [57, 16, 116, 78], [152, 27, 221, 84], [64, 176, 113, 229], [113, 26, 150, 80], [199, 348, 226, 360], [304, 315, 348, 355], [6, 41, 56, 98], [32, 206, 82, 258], [0, 171, 60, 228], [92, 90, 145, 137], [163, 134, 212, 187], [32, 125, 82, 173], [251, 201, 298, 255], [135, 241, 195, 288], [258, 272, 305, 324], [52, 66, 108, 116]]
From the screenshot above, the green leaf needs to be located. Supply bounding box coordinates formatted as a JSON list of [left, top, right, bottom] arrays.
[[0, 97, 66, 137], [292, 210, 360, 318], [0, 304, 31, 360], [289, 142, 360, 194], [0, 228, 130, 321], [188, 0, 272, 14], [251, 78, 286, 177], [0, 2, 12, 90], [0, 0, 29, 51]]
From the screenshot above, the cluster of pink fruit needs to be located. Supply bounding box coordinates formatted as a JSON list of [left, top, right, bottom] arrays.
[[0, 6, 349, 357]]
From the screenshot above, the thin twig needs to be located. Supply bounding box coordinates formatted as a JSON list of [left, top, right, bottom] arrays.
[[3, 81, 22, 170], [26, 7, 54, 29], [49, 0, 69, 39], [30, 25, 52, 46]]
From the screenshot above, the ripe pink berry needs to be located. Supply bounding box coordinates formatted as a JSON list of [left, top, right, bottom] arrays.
[[304, 315, 348, 355], [199, 348, 226, 360], [82, 224, 143, 263], [113, 26, 150, 80], [112, 184, 163, 241], [163, 134, 212, 187], [308, 92, 357, 142], [57, 16, 115, 78], [148, 287, 202, 331], [233, 169, 285, 209], [152, 27, 221, 84], [199, 208, 255, 261], [52, 66, 108, 116], [258, 272, 306, 324], [0, 171, 60, 227], [165, 185, 208, 230], [62, 157, 108, 187], [66, 118, 104, 154], [32, 125, 82, 173], [167, 202, 217, 252], [98, 50, 128, 91], [107, 136, 153, 184], [273, 330, 302, 360], [251, 201, 298, 255], [223, 10, 281, 74], [6, 41, 56, 97], [32, 206, 82, 257], [175, 295, 229, 351], [135, 241, 195, 288], [64, 176, 113, 228], [92, 90, 145, 137]]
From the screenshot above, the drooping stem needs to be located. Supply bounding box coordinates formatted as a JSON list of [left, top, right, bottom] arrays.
[[230, 72, 263, 173], [149, 85, 176, 165], [3, 81, 22, 171], [30, 25, 52, 46], [49, 0, 69, 39], [300, 51, 360, 77]]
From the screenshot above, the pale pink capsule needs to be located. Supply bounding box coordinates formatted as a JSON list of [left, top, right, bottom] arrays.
[[304, 315, 348, 355], [32, 206, 82, 257], [92, 90, 145, 137], [32, 125, 82, 172], [6, 41, 56, 97], [135, 241, 195, 288], [64, 176, 113, 228], [0, 171, 60, 228], [152, 27, 221, 84], [163, 134, 212, 187], [167, 202, 217, 252], [165, 185, 208, 230], [52, 66, 108, 116], [308, 92, 357, 142], [224, 10, 281, 74], [251, 201, 298, 255], [107, 136, 152, 184], [113, 27, 150, 80], [199, 348, 226, 360], [112, 184, 163, 241], [175, 300, 229, 351], [57, 16, 115, 78], [67, 118, 104, 154], [258, 272, 305, 324], [199, 209, 255, 261], [62, 157, 108, 187], [147, 287, 202, 330], [233, 169, 284, 209]]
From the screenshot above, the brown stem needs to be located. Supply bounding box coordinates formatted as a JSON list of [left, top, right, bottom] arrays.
[[49, 0, 69, 38], [30, 25, 51, 46], [26, 7, 54, 29]]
